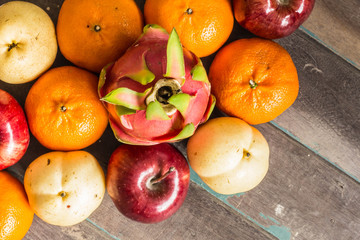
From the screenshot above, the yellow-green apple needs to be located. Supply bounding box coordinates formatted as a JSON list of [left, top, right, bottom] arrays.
[[0, 89, 29, 170], [187, 117, 269, 194], [106, 143, 190, 223], [233, 0, 315, 39], [24, 151, 105, 226], [0, 1, 57, 84]]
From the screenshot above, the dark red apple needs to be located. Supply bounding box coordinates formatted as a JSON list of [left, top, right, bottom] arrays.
[[0, 89, 30, 170], [106, 143, 190, 223], [233, 0, 315, 39]]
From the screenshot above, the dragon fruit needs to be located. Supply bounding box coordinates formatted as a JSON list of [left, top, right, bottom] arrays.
[[98, 24, 215, 145]]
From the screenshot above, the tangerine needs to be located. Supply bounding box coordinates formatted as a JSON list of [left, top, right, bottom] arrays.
[[0, 171, 34, 240], [57, 0, 143, 73], [144, 0, 233, 58], [209, 38, 299, 125], [25, 66, 108, 151]]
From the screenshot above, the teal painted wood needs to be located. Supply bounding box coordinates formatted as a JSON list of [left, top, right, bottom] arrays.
[[176, 108, 360, 240], [273, 30, 360, 182], [86, 185, 276, 240], [302, 0, 360, 69], [24, 215, 116, 240], [230, 121, 360, 240]]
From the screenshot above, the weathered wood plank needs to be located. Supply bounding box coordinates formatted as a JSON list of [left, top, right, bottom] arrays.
[[87, 185, 276, 240], [182, 108, 360, 240], [301, 0, 360, 68], [23, 215, 115, 240], [273, 30, 360, 182], [224, 121, 360, 240]]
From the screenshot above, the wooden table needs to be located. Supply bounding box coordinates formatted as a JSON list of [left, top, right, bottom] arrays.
[[1, 0, 359, 239]]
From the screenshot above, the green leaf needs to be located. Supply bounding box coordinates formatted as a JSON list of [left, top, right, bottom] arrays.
[[168, 93, 192, 117], [115, 105, 137, 116], [125, 53, 155, 85], [101, 88, 150, 110], [98, 63, 113, 91], [143, 24, 168, 34], [169, 123, 195, 141], [146, 100, 170, 120], [191, 63, 209, 82], [164, 28, 185, 81]]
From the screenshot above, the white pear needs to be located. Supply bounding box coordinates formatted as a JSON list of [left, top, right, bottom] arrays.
[[187, 117, 269, 194], [24, 151, 105, 226], [0, 1, 57, 84]]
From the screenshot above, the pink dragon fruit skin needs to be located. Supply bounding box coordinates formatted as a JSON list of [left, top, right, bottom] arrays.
[[98, 24, 215, 145]]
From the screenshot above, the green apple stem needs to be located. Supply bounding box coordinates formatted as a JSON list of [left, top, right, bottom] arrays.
[[150, 167, 175, 184]]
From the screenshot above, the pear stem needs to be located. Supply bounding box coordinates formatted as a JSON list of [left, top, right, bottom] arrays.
[[59, 191, 66, 198], [150, 167, 175, 184], [8, 42, 18, 52]]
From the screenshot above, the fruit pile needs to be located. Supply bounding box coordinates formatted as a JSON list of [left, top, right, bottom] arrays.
[[0, 0, 314, 236]]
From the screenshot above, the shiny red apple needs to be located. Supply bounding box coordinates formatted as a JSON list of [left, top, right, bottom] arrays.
[[106, 143, 190, 223], [233, 0, 315, 39], [0, 89, 30, 170]]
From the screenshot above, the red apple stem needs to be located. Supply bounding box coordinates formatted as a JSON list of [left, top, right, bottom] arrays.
[[277, 0, 289, 5], [150, 167, 175, 184]]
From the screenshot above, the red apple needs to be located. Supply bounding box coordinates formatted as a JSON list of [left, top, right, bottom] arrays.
[[106, 143, 190, 223], [233, 0, 315, 39], [0, 89, 30, 170]]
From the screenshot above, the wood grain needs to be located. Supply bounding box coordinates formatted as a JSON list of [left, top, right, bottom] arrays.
[[24, 215, 115, 240], [172, 102, 360, 240], [273, 30, 360, 181], [87, 185, 276, 240], [224, 121, 360, 240], [301, 0, 360, 68], [1, 0, 360, 239]]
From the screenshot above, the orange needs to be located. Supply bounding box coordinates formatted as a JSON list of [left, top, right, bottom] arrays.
[[209, 38, 299, 125], [57, 0, 143, 73], [144, 0, 233, 58], [0, 171, 34, 240], [25, 66, 108, 151]]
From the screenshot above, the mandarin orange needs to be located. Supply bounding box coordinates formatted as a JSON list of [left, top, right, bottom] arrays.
[[209, 38, 299, 125], [25, 66, 108, 151], [57, 0, 143, 73], [0, 171, 34, 240], [144, 0, 233, 58]]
